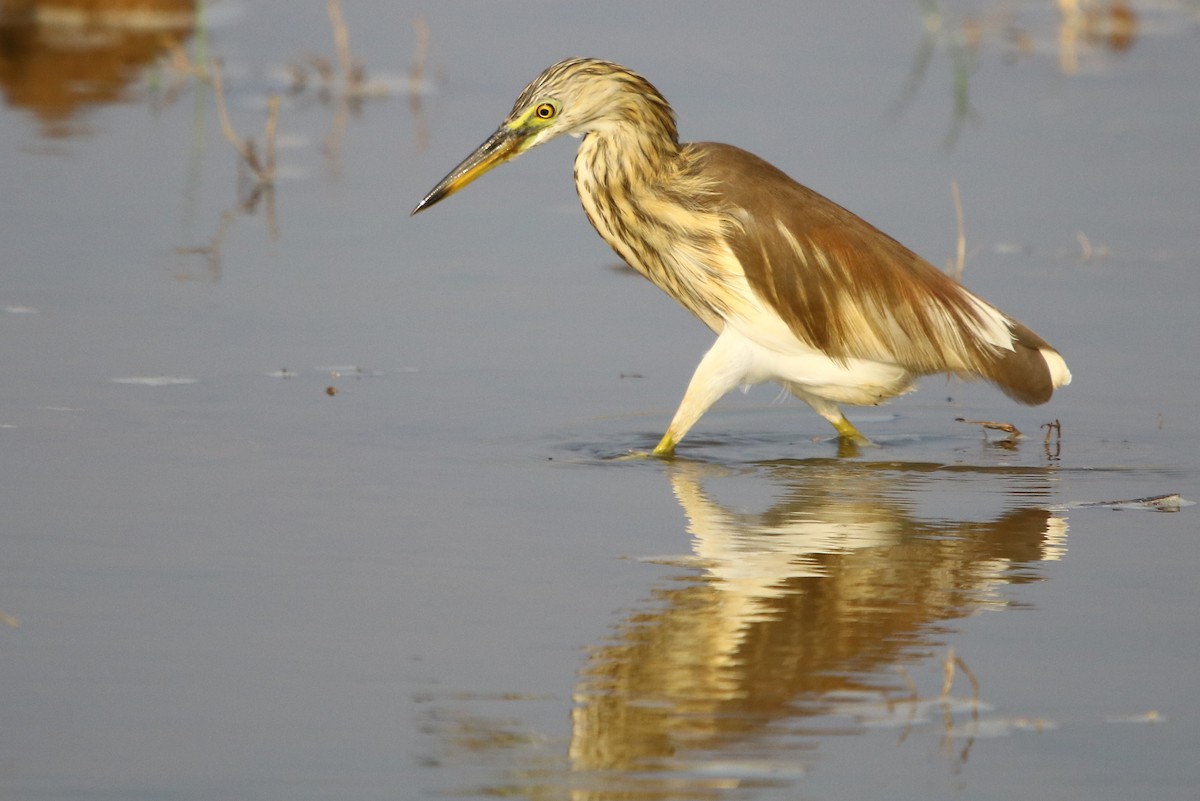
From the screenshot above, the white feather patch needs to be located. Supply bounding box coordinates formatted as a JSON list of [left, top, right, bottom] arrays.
[[1041, 348, 1072, 388]]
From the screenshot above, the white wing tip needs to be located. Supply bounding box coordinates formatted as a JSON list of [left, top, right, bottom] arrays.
[[1041, 348, 1072, 389]]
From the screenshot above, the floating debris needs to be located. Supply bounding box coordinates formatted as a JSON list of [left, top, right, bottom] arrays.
[[658, 758, 808, 781], [110, 376, 198, 386], [831, 695, 993, 729], [315, 365, 386, 378], [1075, 493, 1190, 512], [955, 417, 1022, 437], [946, 716, 1058, 739], [1105, 710, 1166, 725], [993, 242, 1033, 256]]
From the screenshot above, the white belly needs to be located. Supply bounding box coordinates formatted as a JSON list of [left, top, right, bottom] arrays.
[[715, 324, 915, 406]]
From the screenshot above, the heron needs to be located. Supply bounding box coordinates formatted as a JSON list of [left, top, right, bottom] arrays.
[[412, 58, 1070, 455]]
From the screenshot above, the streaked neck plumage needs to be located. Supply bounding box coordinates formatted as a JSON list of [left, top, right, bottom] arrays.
[[570, 79, 741, 332]]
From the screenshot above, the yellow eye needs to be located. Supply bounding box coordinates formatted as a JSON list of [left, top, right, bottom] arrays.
[[534, 102, 557, 120]]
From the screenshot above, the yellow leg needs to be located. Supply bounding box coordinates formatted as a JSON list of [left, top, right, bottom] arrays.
[[651, 432, 677, 457], [829, 413, 871, 444], [609, 433, 674, 460], [652, 332, 746, 457], [784, 383, 874, 446]]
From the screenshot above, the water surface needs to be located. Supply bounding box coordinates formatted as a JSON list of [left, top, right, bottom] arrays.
[[1, 2, 1197, 800]]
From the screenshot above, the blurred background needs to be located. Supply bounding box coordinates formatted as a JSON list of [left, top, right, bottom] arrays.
[[1, 2, 1198, 799]]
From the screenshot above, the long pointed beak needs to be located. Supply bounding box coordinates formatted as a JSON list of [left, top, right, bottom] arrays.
[[411, 125, 526, 215]]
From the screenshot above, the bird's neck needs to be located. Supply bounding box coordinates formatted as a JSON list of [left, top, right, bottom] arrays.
[[575, 120, 678, 188], [572, 120, 683, 274], [573, 127, 735, 332]]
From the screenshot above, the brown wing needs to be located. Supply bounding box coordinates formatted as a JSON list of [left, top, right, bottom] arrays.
[[690, 142, 1059, 404]]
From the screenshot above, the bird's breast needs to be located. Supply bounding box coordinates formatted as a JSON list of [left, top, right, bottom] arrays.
[[573, 145, 751, 333]]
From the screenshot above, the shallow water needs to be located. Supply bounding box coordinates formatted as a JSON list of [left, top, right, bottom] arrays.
[[2, 1, 1198, 799]]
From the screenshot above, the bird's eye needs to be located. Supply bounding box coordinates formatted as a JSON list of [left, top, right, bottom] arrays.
[[534, 102, 557, 120]]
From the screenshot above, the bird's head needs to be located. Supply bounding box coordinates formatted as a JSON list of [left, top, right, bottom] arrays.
[[411, 58, 676, 215]]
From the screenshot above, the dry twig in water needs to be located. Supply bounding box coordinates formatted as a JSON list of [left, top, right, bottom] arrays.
[[209, 58, 279, 187], [941, 647, 981, 702], [956, 417, 1022, 441], [409, 16, 430, 97], [947, 179, 966, 281], [1041, 418, 1062, 445], [1041, 418, 1062, 459], [407, 17, 432, 151], [327, 0, 366, 93]]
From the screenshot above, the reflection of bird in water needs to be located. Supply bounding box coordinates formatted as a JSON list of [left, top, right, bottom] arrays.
[[668, 460, 908, 646], [665, 460, 1067, 646], [413, 58, 1070, 454], [417, 460, 1071, 797], [567, 459, 1068, 788]]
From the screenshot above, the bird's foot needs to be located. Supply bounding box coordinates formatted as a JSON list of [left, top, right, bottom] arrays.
[[649, 432, 678, 458], [823, 416, 876, 456], [839, 432, 876, 447], [829, 417, 873, 445], [611, 449, 658, 461], [832, 434, 874, 458], [607, 434, 678, 460]]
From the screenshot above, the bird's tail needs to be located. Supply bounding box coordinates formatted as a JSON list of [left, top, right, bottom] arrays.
[[984, 320, 1071, 405]]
